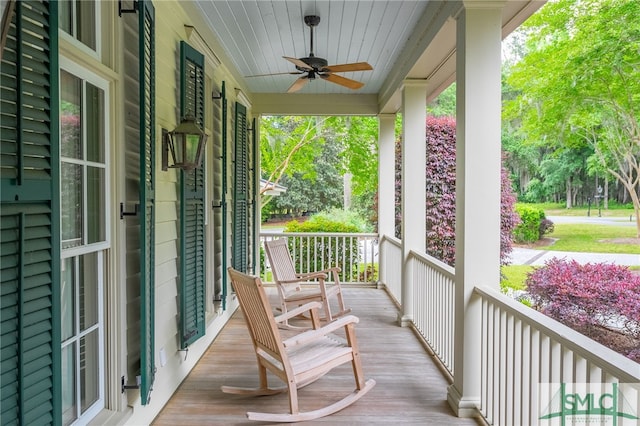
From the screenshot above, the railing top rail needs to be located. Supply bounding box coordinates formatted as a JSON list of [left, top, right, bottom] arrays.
[[408, 249, 455, 280], [379, 234, 401, 248], [260, 231, 379, 238], [474, 285, 640, 382]]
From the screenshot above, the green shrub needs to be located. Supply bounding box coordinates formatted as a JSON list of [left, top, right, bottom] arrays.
[[358, 263, 378, 283], [513, 203, 547, 243], [284, 211, 361, 279], [284, 208, 370, 233]]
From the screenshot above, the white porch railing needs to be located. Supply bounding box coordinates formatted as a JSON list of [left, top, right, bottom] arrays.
[[410, 250, 455, 376], [379, 235, 402, 303], [259, 230, 639, 425], [259, 232, 379, 285], [474, 285, 640, 426]]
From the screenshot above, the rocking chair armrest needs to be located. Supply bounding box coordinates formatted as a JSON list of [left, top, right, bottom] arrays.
[[294, 271, 328, 280], [282, 315, 360, 348], [278, 272, 327, 285], [278, 277, 306, 285], [274, 301, 323, 324]]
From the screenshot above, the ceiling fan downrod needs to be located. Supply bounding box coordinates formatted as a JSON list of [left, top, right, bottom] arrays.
[[304, 15, 320, 58]]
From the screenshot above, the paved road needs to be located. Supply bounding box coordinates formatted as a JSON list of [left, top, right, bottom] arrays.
[[547, 215, 636, 226], [509, 247, 639, 266], [509, 215, 639, 267]]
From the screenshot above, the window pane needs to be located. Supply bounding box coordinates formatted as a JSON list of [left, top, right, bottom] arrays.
[[76, 0, 96, 50], [61, 162, 83, 248], [80, 253, 98, 330], [61, 70, 82, 159], [59, 0, 72, 36], [80, 330, 100, 412], [87, 167, 105, 244], [86, 83, 104, 163], [61, 257, 75, 341], [62, 343, 77, 426]]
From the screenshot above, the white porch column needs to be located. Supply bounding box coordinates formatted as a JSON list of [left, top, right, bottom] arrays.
[[447, 1, 504, 417], [378, 113, 397, 288], [400, 80, 428, 326], [378, 114, 396, 239]]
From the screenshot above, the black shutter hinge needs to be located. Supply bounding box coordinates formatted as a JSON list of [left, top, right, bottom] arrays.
[[118, 0, 138, 17], [120, 202, 140, 219], [121, 375, 140, 393]]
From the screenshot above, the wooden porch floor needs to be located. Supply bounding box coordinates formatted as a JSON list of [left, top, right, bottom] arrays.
[[153, 288, 481, 425]]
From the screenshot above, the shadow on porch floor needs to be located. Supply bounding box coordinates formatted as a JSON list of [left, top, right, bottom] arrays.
[[152, 288, 481, 425]]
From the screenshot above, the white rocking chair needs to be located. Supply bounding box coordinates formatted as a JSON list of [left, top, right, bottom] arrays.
[[223, 267, 375, 422], [264, 237, 350, 326]]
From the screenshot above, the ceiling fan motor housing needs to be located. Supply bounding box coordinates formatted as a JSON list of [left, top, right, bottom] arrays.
[[304, 15, 321, 27], [297, 56, 328, 72]]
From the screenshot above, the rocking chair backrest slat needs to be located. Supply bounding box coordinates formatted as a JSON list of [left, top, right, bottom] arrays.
[[228, 268, 285, 359], [265, 238, 298, 283]]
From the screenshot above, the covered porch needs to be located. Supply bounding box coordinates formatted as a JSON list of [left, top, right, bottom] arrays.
[[154, 233, 640, 424], [153, 287, 480, 425]]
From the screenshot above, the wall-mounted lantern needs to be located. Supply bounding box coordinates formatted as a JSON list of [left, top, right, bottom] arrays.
[[162, 113, 207, 171]]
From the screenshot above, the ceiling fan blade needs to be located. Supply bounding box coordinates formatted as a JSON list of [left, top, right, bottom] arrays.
[[320, 73, 364, 90], [245, 71, 304, 78], [283, 56, 312, 71], [323, 62, 373, 73], [287, 76, 309, 93]]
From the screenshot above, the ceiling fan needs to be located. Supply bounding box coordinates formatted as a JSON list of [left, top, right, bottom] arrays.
[[246, 15, 373, 93]]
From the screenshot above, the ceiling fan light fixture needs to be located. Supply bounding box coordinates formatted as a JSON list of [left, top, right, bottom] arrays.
[[246, 14, 373, 93]]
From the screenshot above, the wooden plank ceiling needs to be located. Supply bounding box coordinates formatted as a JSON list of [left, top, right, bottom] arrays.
[[197, 1, 428, 95], [191, 1, 544, 114]]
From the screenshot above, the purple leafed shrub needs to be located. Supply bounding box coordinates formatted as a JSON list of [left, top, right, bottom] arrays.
[[390, 117, 520, 266], [526, 258, 640, 362], [393, 116, 519, 266], [425, 116, 457, 264]]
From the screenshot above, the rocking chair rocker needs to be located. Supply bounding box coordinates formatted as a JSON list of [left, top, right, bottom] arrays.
[[264, 237, 350, 326], [224, 267, 375, 422]]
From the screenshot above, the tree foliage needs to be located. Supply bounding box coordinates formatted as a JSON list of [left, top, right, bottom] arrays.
[[505, 0, 640, 236], [260, 116, 324, 205], [260, 115, 378, 219], [426, 83, 456, 117], [270, 138, 343, 215]]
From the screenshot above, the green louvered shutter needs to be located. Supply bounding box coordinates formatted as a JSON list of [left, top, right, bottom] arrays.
[[179, 41, 205, 348], [139, 0, 156, 405], [0, 1, 61, 424], [251, 117, 258, 269], [220, 82, 228, 308], [233, 102, 248, 272]]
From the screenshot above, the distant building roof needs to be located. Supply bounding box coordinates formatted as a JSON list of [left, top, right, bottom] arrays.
[[260, 179, 287, 196]]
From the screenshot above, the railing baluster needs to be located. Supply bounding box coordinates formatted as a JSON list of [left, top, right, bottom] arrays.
[[260, 232, 637, 426], [259, 231, 380, 285], [474, 286, 639, 426]]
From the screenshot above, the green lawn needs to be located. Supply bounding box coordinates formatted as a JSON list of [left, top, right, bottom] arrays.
[[545, 223, 639, 254], [501, 265, 534, 292], [503, 220, 639, 292], [528, 202, 635, 218]]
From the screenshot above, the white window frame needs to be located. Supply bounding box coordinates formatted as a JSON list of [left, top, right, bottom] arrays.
[[58, 0, 101, 60], [59, 57, 110, 426]]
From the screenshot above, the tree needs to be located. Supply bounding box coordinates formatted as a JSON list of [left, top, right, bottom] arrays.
[[427, 83, 456, 118], [271, 139, 343, 216], [260, 116, 325, 209], [260, 115, 379, 219], [506, 0, 640, 236], [324, 116, 378, 216]]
